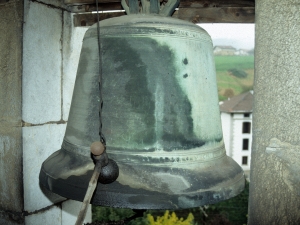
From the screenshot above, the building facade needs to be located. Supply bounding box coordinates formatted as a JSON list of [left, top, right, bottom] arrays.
[[213, 45, 236, 55], [220, 91, 253, 178]]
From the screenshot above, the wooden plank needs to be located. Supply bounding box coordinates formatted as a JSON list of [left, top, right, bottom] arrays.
[[71, 2, 123, 12], [70, 2, 255, 13], [65, 0, 118, 4], [73, 6, 254, 26], [68, 0, 255, 12], [73, 12, 126, 26], [179, 0, 254, 8], [66, 0, 254, 6], [176, 7, 255, 23]]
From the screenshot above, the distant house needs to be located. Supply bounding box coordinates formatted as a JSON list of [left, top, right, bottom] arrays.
[[213, 45, 236, 55], [219, 91, 253, 179], [235, 49, 250, 56]]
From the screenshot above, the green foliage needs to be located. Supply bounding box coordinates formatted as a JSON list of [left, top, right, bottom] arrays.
[[218, 95, 228, 102], [205, 181, 250, 225], [92, 206, 134, 222], [228, 68, 248, 78], [127, 216, 148, 225], [147, 211, 194, 225], [240, 84, 253, 93]]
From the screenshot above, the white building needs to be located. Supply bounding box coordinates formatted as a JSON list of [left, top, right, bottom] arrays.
[[234, 49, 250, 56], [213, 45, 236, 55], [219, 91, 253, 178]]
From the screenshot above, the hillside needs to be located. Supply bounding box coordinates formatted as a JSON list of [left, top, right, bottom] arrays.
[[214, 55, 254, 101]]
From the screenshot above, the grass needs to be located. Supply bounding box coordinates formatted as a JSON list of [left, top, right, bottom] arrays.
[[214, 55, 254, 71], [214, 56, 254, 101]]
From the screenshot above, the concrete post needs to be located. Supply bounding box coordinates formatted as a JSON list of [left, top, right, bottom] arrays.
[[0, 1, 24, 224], [249, 0, 300, 224]]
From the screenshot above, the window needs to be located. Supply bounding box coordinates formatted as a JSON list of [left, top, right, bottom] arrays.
[[244, 113, 250, 117], [242, 156, 248, 165], [242, 122, 251, 133], [242, 139, 249, 150]]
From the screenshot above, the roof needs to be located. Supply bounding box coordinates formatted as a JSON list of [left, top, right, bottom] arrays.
[[219, 91, 253, 113], [214, 46, 236, 50]]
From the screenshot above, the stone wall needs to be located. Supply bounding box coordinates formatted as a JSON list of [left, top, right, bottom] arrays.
[[0, 0, 91, 224], [22, 0, 90, 224], [249, 0, 300, 224]]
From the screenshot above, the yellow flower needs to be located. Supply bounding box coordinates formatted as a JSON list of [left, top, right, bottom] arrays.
[[147, 210, 194, 225]]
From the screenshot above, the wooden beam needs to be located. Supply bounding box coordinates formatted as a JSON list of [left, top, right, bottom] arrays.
[[176, 6, 255, 23], [68, 0, 255, 12], [65, 0, 119, 4], [66, 0, 254, 6], [73, 12, 126, 26], [73, 6, 254, 26], [71, 2, 123, 12], [179, 0, 254, 8]]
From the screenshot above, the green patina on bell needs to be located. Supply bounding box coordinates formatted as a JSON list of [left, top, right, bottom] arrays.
[[40, 0, 244, 209]]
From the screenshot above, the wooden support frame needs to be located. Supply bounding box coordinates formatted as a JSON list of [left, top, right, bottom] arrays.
[[74, 12, 126, 26], [176, 7, 254, 23], [66, 0, 254, 7], [73, 6, 254, 26], [69, 0, 255, 26], [70, 0, 254, 12]]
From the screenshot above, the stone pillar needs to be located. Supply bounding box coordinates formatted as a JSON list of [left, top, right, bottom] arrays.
[[0, 1, 24, 225], [248, 0, 300, 224], [0, 1, 24, 224]]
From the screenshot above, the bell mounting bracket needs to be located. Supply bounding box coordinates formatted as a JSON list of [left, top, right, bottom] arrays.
[[121, 0, 180, 16]]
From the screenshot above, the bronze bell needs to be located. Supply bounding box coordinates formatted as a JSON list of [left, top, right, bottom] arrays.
[[40, 0, 244, 209]]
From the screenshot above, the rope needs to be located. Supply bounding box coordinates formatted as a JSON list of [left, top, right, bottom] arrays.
[[75, 2, 105, 224], [96, 0, 105, 144]]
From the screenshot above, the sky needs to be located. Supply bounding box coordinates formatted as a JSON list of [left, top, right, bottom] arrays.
[[197, 23, 255, 50]]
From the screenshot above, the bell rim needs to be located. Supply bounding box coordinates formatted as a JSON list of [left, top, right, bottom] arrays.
[[39, 148, 245, 209]]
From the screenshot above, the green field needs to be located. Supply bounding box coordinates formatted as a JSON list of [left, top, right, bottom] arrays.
[[214, 55, 254, 101]]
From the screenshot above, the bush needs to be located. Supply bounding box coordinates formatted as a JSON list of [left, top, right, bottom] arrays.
[[228, 68, 248, 78], [204, 181, 249, 225], [92, 206, 134, 222], [223, 88, 235, 98]]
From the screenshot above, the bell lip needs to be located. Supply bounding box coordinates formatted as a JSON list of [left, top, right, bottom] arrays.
[[39, 148, 245, 209]]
